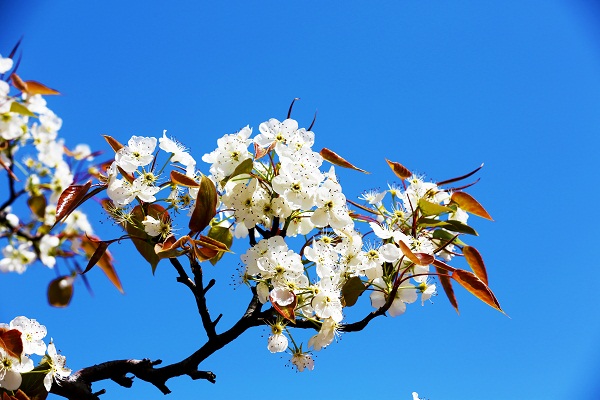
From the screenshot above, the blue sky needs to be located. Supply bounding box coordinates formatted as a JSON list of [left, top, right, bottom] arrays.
[[2, 1, 600, 399]]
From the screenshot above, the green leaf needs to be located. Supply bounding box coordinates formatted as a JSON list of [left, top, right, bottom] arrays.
[[9, 101, 36, 117], [27, 194, 47, 219], [445, 219, 478, 236], [18, 362, 51, 400], [417, 198, 453, 216], [126, 205, 165, 273], [432, 229, 466, 246], [207, 226, 233, 265], [341, 276, 366, 307], [418, 217, 451, 229], [220, 158, 254, 186]]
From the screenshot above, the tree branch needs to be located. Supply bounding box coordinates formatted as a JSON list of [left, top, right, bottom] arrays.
[[49, 286, 267, 398], [170, 257, 217, 339]]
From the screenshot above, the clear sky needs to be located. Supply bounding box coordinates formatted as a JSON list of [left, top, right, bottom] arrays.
[[2, 1, 600, 399]]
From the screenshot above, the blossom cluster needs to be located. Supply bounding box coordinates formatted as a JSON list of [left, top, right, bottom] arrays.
[[0, 316, 70, 394], [0, 51, 98, 281], [97, 113, 486, 371]]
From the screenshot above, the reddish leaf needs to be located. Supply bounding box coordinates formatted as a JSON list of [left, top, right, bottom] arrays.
[[170, 170, 200, 188], [189, 175, 217, 234], [47, 276, 75, 307], [0, 328, 24, 359], [437, 163, 484, 186], [155, 235, 189, 259], [103, 135, 124, 153], [53, 181, 91, 226], [463, 246, 488, 286], [385, 159, 411, 180], [320, 148, 369, 174], [452, 269, 503, 313], [195, 247, 219, 261], [434, 265, 459, 315], [451, 192, 493, 221], [23, 80, 60, 96], [432, 259, 457, 273], [80, 235, 124, 293], [10, 73, 27, 92], [10, 73, 60, 95], [397, 241, 433, 265], [270, 292, 297, 324], [254, 142, 273, 159], [195, 235, 230, 252], [81, 238, 108, 274]]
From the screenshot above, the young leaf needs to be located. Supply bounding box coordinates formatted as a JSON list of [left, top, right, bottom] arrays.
[[221, 158, 254, 186], [125, 204, 166, 273], [9, 102, 36, 117], [22, 80, 60, 96], [27, 194, 47, 219], [385, 159, 411, 180], [445, 219, 478, 236], [341, 276, 366, 307], [15, 369, 46, 400], [10, 73, 27, 92], [81, 239, 109, 274], [10, 73, 60, 95], [270, 292, 297, 324], [78, 235, 124, 293], [0, 328, 24, 359], [207, 226, 233, 265], [398, 241, 433, 265], [432, 229, 466, 246], [170, 170, 200, 188], [189, 175, 217, 234], [437, 163, 483, 186], [451, 191, 493, 221], [320, 148, 370, 174], [53, 181, 92, 226], [463, 246, 488, 286], [417, 198, 453, 216], [103, 135, 125, 153], [254, 143, 273, 160], [47, 276, 75, 307], [434, 265, 459, 314], [452, 269, 503, 313]]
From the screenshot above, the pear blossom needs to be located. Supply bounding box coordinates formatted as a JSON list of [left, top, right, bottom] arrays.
[[0, 54, 13, 74], [370, 277, 418, 317], [308, 317, 340, 351], [290, 350, 314, 372], [202, 125, 252, 182], [43, 341, 71, 391], [267, 321, 288, 353], [159, 131, 196, 168], [115, 135, 157, 173], [0, 242, 36, 273], [9, 316, 47, 356], [255, 118, 298, 153], [0, 347, 33, 391]]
